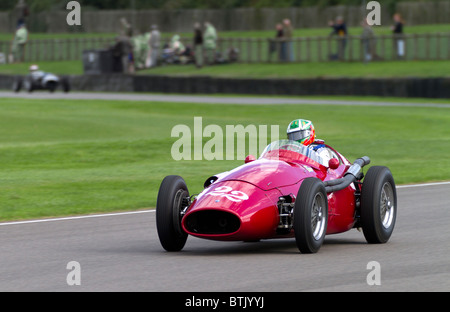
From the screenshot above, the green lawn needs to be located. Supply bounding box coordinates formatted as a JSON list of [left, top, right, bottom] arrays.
[[140, 60, 450, 78], [1, 59, 449, 78], [0, 60, 84, 75], [0, 97, 449, 221]]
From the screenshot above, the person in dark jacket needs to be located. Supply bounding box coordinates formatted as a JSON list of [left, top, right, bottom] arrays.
[[275, 23, 284, 61], [328, 16, 347, 61], [391, 13, 405, 59]]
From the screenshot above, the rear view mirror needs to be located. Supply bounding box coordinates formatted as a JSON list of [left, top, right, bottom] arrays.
[[245, 155, 256, 163], [328, 158, 339, 170]]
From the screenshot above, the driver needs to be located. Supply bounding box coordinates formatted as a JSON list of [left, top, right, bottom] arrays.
[[29, 64, 45, 83], [287, 119, 333, 164]]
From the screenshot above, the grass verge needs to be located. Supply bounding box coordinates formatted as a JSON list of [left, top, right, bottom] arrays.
[[1, 60, 449, 79]]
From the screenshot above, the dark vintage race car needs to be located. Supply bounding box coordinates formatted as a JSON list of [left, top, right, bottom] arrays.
[[13, 67, 70, 93], [156, 139, 397, 253]]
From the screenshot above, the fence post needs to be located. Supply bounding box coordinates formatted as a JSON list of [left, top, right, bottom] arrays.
[[348, 35, 353, 62], [413, 33, 417, 60], [317, 36, 321, 62], [257, 37, 261, 63], [446, 32, 450, 60], [327, 36, 331, 61], [436, 33, 441, 60], [306, 37, 310, 62]]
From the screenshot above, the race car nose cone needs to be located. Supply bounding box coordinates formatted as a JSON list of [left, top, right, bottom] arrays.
[[184, 210, 241, 235]]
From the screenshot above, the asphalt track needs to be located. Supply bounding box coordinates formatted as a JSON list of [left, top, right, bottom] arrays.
[[0, 182, 449, 292]]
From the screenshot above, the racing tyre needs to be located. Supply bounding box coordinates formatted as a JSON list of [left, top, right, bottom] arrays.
[[47, 81, 57, 93], [24, 79, 33, 93], [12, 77, 22, 92], [294, 178, 328, 253], [156, 175, 189, 251], [360, 166, 397, 244], [61, 77, 70, 93]]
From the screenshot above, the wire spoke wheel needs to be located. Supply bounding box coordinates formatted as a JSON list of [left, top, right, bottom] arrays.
[[311, 193, 326, 240], [380, 182, 395, 229], [294, 178, 328, 253]]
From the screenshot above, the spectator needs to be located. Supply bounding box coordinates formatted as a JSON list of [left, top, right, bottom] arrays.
[[179, 45, 194, 65], [283, 19, 294, 62], [133, 31, 150, 70], [391, 13, 405, 59], [170, 34, 186, 55], [204, 22, 217, 65], [111, 36, 126, 73], [269, 23, 284, 62], [328, 16, 347, 61], [9, 19, 28, 63], [361, 19, 379, 63], [119, 17, 134, 73], [227, 47, 239, 63], [116, 33, 133, 74], [149, 24, 161, 68], [193, 22, 203, 69]]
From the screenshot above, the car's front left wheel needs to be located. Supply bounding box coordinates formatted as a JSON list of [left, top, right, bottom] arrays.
[[156, 175, 189, 252], [293, 177, 328, 254]]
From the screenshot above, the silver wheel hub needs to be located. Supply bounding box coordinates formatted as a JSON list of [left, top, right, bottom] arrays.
[[311, 193, 326, 240], [380, 182, 395, 229]]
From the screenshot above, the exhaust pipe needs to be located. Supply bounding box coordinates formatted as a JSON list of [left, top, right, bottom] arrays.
[[324, 156, 370, 193]]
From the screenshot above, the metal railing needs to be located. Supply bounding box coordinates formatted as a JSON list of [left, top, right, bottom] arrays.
[[215, 33, 450, 63], [0, 33, 448, 64], [0, 37, 115, 63]]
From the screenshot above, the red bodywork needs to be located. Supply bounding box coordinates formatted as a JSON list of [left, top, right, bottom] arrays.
[[181, 145, 360, 242]]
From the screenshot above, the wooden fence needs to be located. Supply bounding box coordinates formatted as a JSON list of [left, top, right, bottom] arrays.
[[215, 33, 450, 63], [0, 37, 115, 63], [0, 33, 448, 64]]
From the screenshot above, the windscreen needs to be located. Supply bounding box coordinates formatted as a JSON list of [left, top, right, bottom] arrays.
[[259, 140, 327, 166]]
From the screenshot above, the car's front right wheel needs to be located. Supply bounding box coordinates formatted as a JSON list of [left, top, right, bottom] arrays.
[[360, 166, 397, 244]]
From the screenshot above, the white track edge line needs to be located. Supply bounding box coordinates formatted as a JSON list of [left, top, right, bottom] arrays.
[[0, 210, 153, 226]]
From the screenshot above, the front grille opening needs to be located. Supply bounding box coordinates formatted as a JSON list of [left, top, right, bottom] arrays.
[[184, 210, 240, 235]]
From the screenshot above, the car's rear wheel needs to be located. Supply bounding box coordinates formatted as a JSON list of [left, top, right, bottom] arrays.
[[360, 166, 397, 244], [293, 177, 328, 253], [24, 78, 33, 93], [47, 81, 57, 93], [12, 77, 22, 92], [156, 175, 189, 252], [61, 77, 70, 93]]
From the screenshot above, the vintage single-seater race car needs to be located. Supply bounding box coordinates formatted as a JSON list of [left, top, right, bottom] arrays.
[[156, 139, 397, 253], [13, 65, 70, 93]]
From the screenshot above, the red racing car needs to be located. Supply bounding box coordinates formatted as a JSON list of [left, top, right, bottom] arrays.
[[156, 140, 397, 253]]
